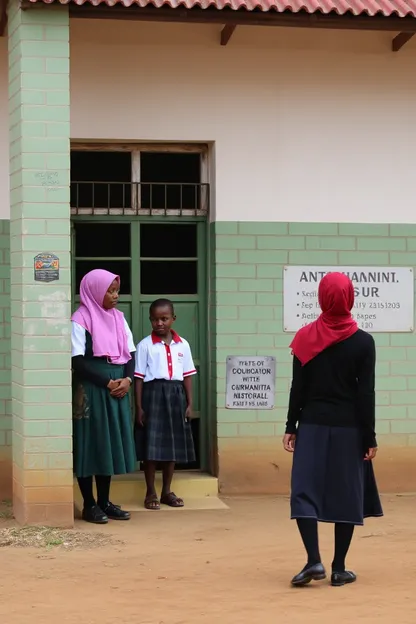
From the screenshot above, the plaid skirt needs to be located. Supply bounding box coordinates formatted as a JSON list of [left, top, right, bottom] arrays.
[[135, 379, 196, 463]]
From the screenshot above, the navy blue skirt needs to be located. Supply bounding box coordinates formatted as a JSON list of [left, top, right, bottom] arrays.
[[291, 423, 383, 525]]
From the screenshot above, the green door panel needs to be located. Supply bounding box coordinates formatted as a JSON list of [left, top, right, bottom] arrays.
[[171, 302, 199, 357], [117, 302, 132, 328]]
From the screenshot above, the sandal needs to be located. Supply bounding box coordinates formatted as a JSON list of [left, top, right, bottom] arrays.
[[160, 492, 184, 508], [144, 495, 160, 510]]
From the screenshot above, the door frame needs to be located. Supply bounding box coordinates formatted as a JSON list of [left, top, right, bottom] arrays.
[[71, 215, 212, 473]]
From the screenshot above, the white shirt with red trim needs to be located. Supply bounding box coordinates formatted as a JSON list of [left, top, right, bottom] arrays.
[[134, 331, 197, 382]]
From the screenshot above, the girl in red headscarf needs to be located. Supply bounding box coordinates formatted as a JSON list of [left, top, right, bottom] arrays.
[[283, 272, 383, 588]]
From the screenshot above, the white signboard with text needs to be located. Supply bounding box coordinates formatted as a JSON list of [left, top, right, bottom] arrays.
[[225, 356, 276, 410], [283, 266, 414, 333]]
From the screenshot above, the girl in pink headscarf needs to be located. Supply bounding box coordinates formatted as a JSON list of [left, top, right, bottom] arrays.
[[71, 269, 136, 524]]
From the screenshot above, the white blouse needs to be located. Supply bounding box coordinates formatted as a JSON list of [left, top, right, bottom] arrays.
[[71, 319, 136, 357], [134, 333, 197, 382]]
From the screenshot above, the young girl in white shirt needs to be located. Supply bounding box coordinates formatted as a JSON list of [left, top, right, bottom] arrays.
[[134, 298, 197, 510]]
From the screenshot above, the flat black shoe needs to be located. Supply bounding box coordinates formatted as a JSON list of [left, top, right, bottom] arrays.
[[102, 502, 131, 521], [291, 563, 326, 587], [331, 570, 357, 587], [82, 505, 108, 524]]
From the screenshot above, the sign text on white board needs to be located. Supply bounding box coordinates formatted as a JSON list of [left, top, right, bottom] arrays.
[[283, 266, 414, 333]]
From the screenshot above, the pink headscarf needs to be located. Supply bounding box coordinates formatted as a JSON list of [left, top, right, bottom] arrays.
[[71, 269, 131, 365]]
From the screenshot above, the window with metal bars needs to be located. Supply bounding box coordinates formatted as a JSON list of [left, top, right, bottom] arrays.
[[70, 148, 209, 217]]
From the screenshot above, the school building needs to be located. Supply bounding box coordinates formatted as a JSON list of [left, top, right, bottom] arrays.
[[1, 0, 416, 525]]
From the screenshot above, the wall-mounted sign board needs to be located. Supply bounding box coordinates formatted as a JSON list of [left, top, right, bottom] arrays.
[[283, 266, 414, 333]]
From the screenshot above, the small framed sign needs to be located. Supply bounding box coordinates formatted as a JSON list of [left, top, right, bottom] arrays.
[[34, 253, 60, 283], [225, 356, 276, 410]]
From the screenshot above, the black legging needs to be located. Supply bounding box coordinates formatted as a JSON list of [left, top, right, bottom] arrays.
[[296, 518, 355, 572], [77, 475, 111, 509]]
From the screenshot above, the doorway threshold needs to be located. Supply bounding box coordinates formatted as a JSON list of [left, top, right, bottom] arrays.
[[73, 472, 227, 511]]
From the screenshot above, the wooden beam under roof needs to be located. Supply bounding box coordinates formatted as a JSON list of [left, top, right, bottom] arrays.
[[392, 32, 415, 52], [220, 24, 237, 46], [0, 0, 7, 36]]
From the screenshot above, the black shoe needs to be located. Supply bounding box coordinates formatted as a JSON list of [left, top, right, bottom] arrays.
[[331, 570, 357, 587], [82, 505, 108, 524], [291, 563, 326, 587], [101, 502, 131, 521]]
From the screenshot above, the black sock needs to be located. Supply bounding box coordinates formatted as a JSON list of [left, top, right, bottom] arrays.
[[332, 523, 355, 573], [296, 518, 321, 566], [96, 475, 111, 509], [77, 476, 95, 509]]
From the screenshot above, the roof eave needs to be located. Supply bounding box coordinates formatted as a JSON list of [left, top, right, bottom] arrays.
[[16, 2, 416, 53]]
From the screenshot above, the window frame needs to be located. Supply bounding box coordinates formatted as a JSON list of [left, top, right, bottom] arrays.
[[71, 141, 209, 216]]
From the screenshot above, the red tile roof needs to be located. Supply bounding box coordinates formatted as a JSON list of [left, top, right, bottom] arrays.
[[28, 0, 416, 17]]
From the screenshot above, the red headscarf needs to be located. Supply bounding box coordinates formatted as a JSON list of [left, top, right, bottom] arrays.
[[290, 272, 358, 366]]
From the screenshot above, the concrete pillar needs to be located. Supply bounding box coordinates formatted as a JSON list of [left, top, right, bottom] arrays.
[[8, 1, 73, 526], [0, 220, 11, 500]]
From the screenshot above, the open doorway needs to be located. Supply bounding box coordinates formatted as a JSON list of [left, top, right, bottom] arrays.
[[71, 145, 209, 472]]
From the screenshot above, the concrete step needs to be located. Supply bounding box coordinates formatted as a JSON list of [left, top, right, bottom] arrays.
[[73, 471, 226, 512]]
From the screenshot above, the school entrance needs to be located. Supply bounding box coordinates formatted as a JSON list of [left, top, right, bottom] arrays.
[[70, 144, 218, 507]]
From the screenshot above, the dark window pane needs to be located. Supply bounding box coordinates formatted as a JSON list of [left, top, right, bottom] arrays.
[[75, 260, 131, 295], [140, 152, 200, 211], [75, 223, 130, 257], [140, 224, 196, 258], [140, 261, 197, 295], [71, 182, 131, 210], [140, 184, 200, 211], [71, 151, 132, 209], [140, 153, 200, 184]]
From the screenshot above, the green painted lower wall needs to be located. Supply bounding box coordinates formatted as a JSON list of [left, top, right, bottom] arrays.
[[0, 220, 11, 497], [211, 221, 416, 494]]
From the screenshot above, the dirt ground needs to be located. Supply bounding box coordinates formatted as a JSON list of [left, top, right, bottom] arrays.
[[0, 495, 415, 624]]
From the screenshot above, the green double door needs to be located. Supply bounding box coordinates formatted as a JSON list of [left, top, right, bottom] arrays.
[[71, 218, 208, 470]]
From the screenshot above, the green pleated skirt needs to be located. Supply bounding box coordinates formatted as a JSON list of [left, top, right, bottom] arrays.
[[72, 359, 137, 478]]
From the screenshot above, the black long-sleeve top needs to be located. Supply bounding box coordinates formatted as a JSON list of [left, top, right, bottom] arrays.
[[72, 330, 135, 388], [285, 329, 377, 449], [72, 354, 135, 387]]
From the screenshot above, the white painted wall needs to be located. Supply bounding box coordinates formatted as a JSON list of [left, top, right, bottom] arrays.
[[1, 20, 416, 222], [69, 21, 416, 224]]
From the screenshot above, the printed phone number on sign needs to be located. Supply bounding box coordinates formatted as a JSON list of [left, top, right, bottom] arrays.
[[297, 301, 405, 331], [299, 298, 401, 310]]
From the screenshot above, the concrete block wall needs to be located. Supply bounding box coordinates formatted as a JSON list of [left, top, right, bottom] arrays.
[[212, 221, 416, 495], [0, 220, 11, 498], [8, 0, 73, 525]]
